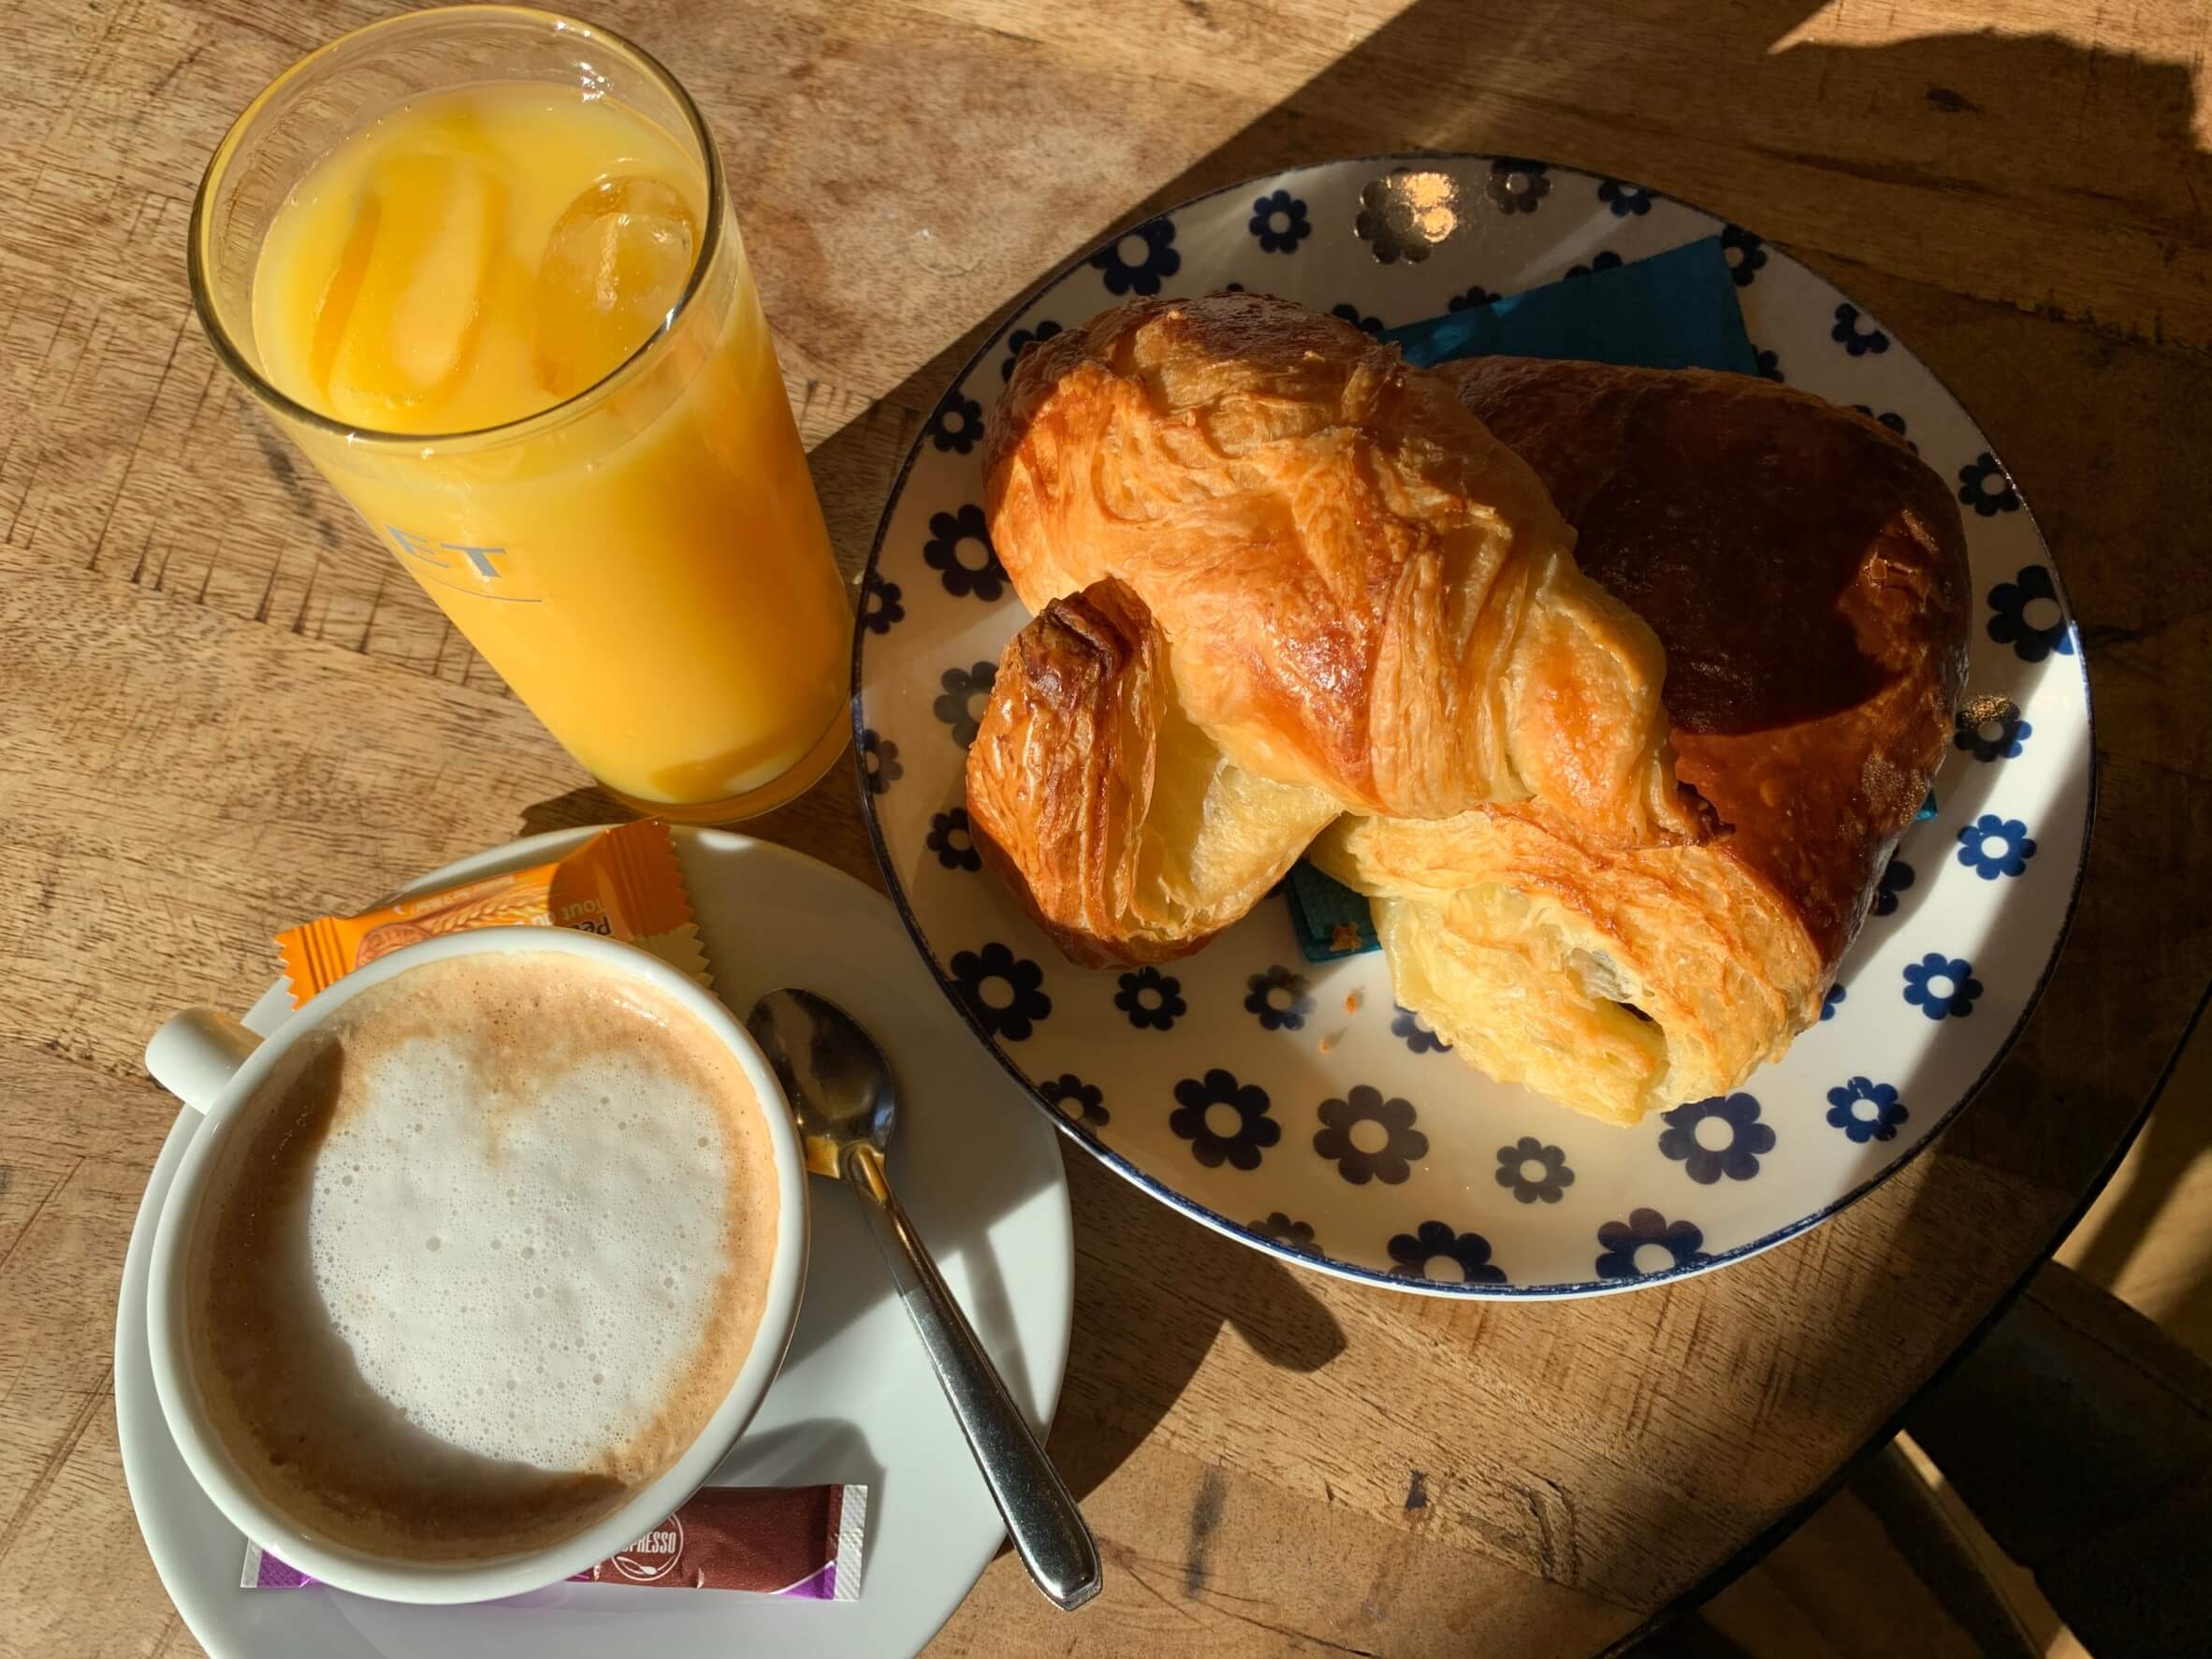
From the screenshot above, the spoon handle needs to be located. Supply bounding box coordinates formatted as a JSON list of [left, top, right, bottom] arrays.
[[841, 1143, 1103, 1610]]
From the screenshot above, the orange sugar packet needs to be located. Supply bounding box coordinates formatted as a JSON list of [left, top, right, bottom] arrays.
[[276, 820, 710, 1007]]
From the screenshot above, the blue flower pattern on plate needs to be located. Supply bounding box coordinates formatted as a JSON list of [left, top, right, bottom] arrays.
[[1720, 225, 1766, 285], [1849, 404, 1914, 450], [1250, 1212, 1319, 1254], [1171, 1069, 1279, 1171], [1315, 1085, 1428, 1186], [922, 504, 1007, 602], [1957, 815, 2035, 880], [1987, 565, 2073, 662], [925, 808, 982, 872], [1826, 1077, 1908, 1143], [1391, 1005, 1452, 1055], [1821, 982, 1847, 1022], [1001, 319, 1062, 382], [1089, 217, 1180, 296], [858, 575, 904, 635], [927, 388, 982, 455], [1831, 302, 1889, 356], [1870, 854, 1914, 918], [1354, 172, 1462, 263], [1039, 1072, 1108, 1129], [1486, 158, 1549, 214], [1659, 1094, 1774, 1185], [1597, 179, 1652, 216], [1566, 251, 1623, 279], [1755, 347, 1783, 383], [1902, 953, 1982, 1021], [1115, 966, 1186, 1031], [857, 728, 900, 795], [948, 942, 1049, 1041], [1957, 452, 2021, 517], [1248, 189, 1310, 253], [931, 662, 997, 748], [1331, 303, 1385, 337], [1448, 285, 1497, 312], [1390, 1221, 1505, 1285], [1956, 700, 2030, 762], [1595, 1209, 1710, 1278], [1244, 965, 1313, 1032], [1495, 1137, 1574, 1204]]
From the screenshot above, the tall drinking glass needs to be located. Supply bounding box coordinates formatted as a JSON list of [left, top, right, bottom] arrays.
[[190, 6, 851, 821]]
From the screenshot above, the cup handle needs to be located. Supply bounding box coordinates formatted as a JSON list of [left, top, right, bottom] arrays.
[[146, 1009, 263, 1114]]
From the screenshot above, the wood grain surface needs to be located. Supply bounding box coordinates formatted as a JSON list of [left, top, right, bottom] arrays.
[[4, 2, 2210, 1655]]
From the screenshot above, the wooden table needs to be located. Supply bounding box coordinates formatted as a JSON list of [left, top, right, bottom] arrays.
[[5, 2, 2209, 1653]]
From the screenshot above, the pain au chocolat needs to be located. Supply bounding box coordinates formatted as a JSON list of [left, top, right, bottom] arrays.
[[1313, 357, 1970, 1124]]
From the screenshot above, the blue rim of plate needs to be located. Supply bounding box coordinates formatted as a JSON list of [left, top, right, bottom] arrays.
[[847, 152, 2097, 1299]]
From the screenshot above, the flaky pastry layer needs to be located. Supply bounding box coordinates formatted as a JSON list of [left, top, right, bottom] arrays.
[[982, 293, 1710, 847], [967, 577, 1337, 967]]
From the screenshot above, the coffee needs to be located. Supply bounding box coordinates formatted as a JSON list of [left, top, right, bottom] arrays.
[[184, 952, 779, 1561]]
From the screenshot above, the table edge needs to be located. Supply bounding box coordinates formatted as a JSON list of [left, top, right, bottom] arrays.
[[1599, 971, 2212, 1656]]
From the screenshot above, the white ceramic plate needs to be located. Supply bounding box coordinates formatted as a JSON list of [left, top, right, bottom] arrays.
[[115, 828, 1073, 1658], [852, 154, 2092, 1299]]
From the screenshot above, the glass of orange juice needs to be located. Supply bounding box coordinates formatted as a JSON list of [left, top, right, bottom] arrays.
[[189, 6, 851, 821]]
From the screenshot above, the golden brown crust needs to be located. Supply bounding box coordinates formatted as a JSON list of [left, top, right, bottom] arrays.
[[966, 577, 1337, 968], [1321, 358, 1971, 1123], [969, 316, 1968, 1110], [1443, 357, 1971, 965], [1313, 808, 1822, 1125], [982, 293, 1711, 848]]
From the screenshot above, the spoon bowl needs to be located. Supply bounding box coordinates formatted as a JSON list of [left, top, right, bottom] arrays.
[[748, 987, 895, 1179]]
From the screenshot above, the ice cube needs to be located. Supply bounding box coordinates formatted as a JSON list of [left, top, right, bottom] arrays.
[[323, 147, 505, 428], [306, 196, 382, 397], [533, 176, 698, 400]]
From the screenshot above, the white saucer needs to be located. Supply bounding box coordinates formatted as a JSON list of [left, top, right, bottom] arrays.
[[115, 827, 1074, 1659]]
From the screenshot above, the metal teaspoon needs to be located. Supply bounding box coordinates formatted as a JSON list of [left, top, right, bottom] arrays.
[[745, 987, 1103, 1611]]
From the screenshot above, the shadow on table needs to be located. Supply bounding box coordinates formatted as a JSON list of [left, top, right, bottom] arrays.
[[802, 0, 2206, 536], [518, 757, 885, 893], [518, 786, 633, 839], [1049, 1154, 1347, 1502]]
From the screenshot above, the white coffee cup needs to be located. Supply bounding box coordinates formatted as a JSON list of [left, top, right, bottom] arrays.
[[141, 927, 809, 1604]]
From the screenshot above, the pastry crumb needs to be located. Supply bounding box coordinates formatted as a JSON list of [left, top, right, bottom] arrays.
[[1318, 1028, 1345, 1054], [1344, 989, 1363, 1013], [1329, 923, 1362, 953]]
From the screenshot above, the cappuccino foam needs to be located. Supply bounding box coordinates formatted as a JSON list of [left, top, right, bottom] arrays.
[[187, 953, 779, 1561]]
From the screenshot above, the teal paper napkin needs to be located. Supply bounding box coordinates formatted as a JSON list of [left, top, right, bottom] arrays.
[[1284, 862, 1378, 961], [1382, 236, 1762, 376], [1286, 235, 1765, 963]]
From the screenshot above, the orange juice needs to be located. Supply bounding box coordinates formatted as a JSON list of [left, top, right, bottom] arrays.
[[248, 81, 850, 816]]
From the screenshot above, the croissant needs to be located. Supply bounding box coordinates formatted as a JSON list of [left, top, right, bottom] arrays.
[[1313, 358, 1971, 1124], [981, 292, 1710, 847], [966, 577, 1338, 967]]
